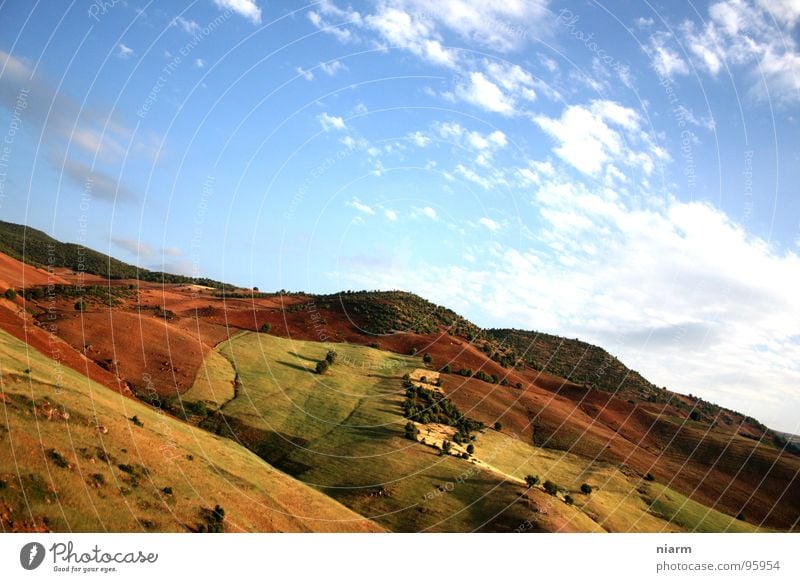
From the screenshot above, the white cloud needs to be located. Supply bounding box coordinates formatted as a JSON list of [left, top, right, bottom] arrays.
[[646, 32, 689, 78], [534, 100, 664, 177], [318, 112, 346, 131], [455, 72, 515, 115], [171, 16, 200, 34], [214, 0, 262, 25], [307, 1, 363, 43], [194, 58, 205, 68], [319, 59, 346, 75], [418, 206, 437, 219], [673, 0, 800, 102], [366, 5, 457, 68], [346, 199, 375, 215], [116, 43, 134, 59], [408, 131, 431, 147], [478, 217, 501, 231], [384, 209, 398, 221], [380, 0, 547, 53], [296, 66, 314, 81]]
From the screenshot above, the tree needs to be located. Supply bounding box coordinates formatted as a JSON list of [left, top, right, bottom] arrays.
[[453, 433, 462, 444], [440, 364, 451, 374], [689, 410, 701, 421], [253, 286, 259, 291], [580, 483, 593, 495], [259, 323, 271, 333], [494, 421, 503, 431], [644, 472, 655, 482], [404, 422, 419, 441], [543, 480, 558, 495], [525, 475, 539, 488], [3, 288, 16, 300], [466, 443, 475, 455], [325, 350, 337, 364], [564, 495, 574, 505], [74, 298, 85, 311], [515, 382, 523, 389], [423, 353, 433, 365], [442, 440, 452, 454], [315, 360, 329, 374], [410, 347, 418, 355]]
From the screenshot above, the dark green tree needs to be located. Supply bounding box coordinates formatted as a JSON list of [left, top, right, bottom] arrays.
[[4, 288, 16, 300], [423, 352, 433, 364], [325, 350, 337, 364], [404, 421, 419, 441], [259, 323, 271, 333], [315, 360, 329, 374], [580, 483, 593, 495], [525, 475, 539, 488]]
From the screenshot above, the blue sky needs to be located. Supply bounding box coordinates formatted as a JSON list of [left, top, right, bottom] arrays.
[[1, 0, 799, 432]]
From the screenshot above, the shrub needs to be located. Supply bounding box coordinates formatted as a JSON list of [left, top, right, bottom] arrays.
[[198, 505, 225, 533], [441, 364, 451, 374], [466, 444, 474, 455], [47, 449, 70, 469], [564, 495, 574, 505], [494, 421, 502, 431], [515, 382, 523, 389], [162, 486, 174, 495], [644, 472, 655, 482], [259, 323, 271, 333], [543, 480, 558, 495], [315, 360, 329, 374], [130, 415, 144, 427], [500, 378, 509, 386], [4, 288, 16, 300], [580, 483, 593, 495], [736, 512, 746, 522], [442, 440, 452, 454], [404, 422, 418, 441], [689, 410, 701, 421], [410, 347, 418, 355], [74, 299, 85, 311], [525, 475, 539, 488], [325, 350, 337, 364], [423, 353, 433, 364]]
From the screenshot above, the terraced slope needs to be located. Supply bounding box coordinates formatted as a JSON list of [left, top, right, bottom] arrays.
[[0, 329, 381, 532]]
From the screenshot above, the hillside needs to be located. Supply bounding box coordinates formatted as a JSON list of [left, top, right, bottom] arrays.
[[0, 220, 230, 288], [0, 224, 798, 532], [0, 328, 381, 532]]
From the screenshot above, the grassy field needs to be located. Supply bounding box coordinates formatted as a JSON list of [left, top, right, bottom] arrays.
[[0, 329, 380, 532], [191, 332, 611, 531], [473, 428, 765, 532], [182, 348, 236, 409]]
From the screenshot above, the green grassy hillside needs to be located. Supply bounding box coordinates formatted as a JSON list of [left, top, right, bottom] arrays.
[[0, 329, 380, 532]]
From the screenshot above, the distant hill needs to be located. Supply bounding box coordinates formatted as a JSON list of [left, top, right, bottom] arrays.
[[0, 220, 231, 289]]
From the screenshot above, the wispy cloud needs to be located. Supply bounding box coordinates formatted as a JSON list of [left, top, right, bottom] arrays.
[[214, 0, 262, 25], [346, 199, 375, 215], [318, 112, 347, 131]]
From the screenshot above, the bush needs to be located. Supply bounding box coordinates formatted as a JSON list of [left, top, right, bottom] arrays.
[[453, 433, 462, 444], [543, 480, 558, 495], [162, 486, 174, 495], [404, 421, 418, 441], [494, 421, 502, 431], [736, 512, 746, 522], [441, 364, 451, 374], [442, 440, 452, 454], [515, 382, 523, 389], [644, 472, 655, 482], [466, 444, 474, 455], [689, 410, 701, 421], [199, 505, 225, 533], [410, 347, 417, 355], [4, 288, 16, 300], [130, 415, 144, 427], [325, 350, 337, 364], [315, 360, 329, 374], [580, 483, 593, 495], [564, 495, 574, 505], [74, 299, 85, 311], [525, 475, 539, 488], [423, 353, 433, 364], [259, 323, 271, 333]]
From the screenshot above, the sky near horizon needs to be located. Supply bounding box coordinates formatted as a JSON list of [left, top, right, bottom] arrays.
[[0, 0, 799, 432]]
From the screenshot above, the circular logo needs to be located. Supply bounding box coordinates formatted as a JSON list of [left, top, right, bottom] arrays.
[[19, 542, 46, 570]]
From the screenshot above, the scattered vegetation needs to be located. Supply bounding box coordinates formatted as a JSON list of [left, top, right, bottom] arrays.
[[525, 475, 540, 488], [401, 380, 484, 438], [197, 505, 225, 533]]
